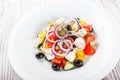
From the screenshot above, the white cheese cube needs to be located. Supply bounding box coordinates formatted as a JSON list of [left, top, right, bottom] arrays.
[[45, 50, 55, 60], [78, 28, 87, 37], [74, 37, 86, 49], [65, 52, 75, 62]]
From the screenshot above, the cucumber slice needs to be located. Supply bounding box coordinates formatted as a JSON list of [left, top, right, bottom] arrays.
[[64, 62, 75, 71]]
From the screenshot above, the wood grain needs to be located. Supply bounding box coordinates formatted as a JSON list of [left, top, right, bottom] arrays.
[[0, 0, 120, 80]]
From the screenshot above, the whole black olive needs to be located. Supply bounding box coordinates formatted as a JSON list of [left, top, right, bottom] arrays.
[[52, 64, 60, 71], [66, 25, 72, 31], [36, 52, 44, 59], [73, 59, 83, 67]]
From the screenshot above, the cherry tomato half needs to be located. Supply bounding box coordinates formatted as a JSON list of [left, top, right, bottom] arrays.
[[52, 58, 61, 65], [83, 25, 92, 32], [48, 34, 58, 41], [52, 57, 66, 67], [84, 44, 96, 55], [46, 41, 53, 48], [63, 43, 68, 49], [85, 34, 96, 44], [54, 56, 66, 67], [60, 58, 66, 67]]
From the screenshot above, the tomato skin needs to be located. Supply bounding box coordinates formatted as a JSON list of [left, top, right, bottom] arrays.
[[46, 41, 53, 48], [85, 34, 96, 44], [63, 43, 68, 49], [52, 57, 66, 67], [60, 58, 66, 67], [52, 58, 61, 65], [46, 34, 58, 48], [48, 34, 58, 41], [84, 45, 96, 55], [83, 25, 92, 32], [62, 37, 74, 49], [55, 57, 66, 67]]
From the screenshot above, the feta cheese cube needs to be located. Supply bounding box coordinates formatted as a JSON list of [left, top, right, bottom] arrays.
[[45, 50, 55, 60], [78, 28, 87, 37], [74, 37, 86, 49], [65, 52, 75, 62]]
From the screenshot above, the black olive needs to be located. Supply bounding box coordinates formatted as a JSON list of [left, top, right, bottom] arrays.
[[52, 64, 60, 71], [35, 52, 44, 59], [66, 25, 72, 31], [73, 45, 76, 48], [73, 59, 83, 67]]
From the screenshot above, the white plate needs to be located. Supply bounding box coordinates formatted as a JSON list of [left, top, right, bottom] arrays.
[[8, 0, 120, 80]]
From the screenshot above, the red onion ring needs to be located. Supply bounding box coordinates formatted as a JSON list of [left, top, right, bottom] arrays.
[[57, 41, 70, 52], [74, 18, 83, 29], [46, 32, 59, 43], [48, 29, 54, 34], [51, 40, 71, 57], [64, 40, 73, 49], [51, 41, 59, 56]]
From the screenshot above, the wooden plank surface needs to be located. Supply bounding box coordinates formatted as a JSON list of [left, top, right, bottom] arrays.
[[0, 0, 120, 80]]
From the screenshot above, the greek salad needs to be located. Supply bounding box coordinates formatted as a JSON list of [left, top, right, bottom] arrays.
[[34, 18, 97, 71]]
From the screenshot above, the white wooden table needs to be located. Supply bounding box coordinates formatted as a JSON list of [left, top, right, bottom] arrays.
[[0, 0, 120, 80]]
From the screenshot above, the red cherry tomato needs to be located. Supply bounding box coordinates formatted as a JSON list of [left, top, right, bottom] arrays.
[[61, 58, 66, 67], [52, 58, 61, 65], [63, 43, 68, 49], [83, 25, 92, 32], [48, 34, 58, 41], [85, 34, 96, 44], [46, 41, 53, 48], [54, 56, 66, 67], [84, 44, 96, 55], [63, 37, 74, 49]]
